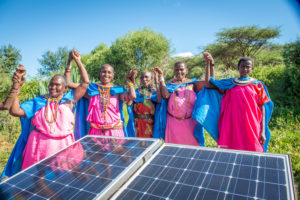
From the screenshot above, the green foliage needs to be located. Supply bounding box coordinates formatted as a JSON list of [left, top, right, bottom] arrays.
[[0, 44, 21, 73], [106, 28, 170, 85], [217, 25, 280, 57], [206, 26, 280, 69], [38, 47, 70, 76], [84, 43, 109, 82], [254, 44, 284, 67], [206, 42, 240, 70]]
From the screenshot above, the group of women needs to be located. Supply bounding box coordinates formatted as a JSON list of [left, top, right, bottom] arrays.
[[1, 50, 273, 178]]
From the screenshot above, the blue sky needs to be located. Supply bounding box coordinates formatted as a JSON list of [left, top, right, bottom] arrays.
[[0, 0, 299, 76]]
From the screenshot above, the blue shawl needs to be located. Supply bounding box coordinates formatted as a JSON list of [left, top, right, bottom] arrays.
[[126, 88, 160, 137], [74, 83, 130, 140], [1, 91, 74, 178], [192, 77, 273, 151]]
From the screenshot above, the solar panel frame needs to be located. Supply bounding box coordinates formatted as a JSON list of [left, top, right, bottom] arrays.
[[111, 143, 295, 200], [0, 135, 162, 200]]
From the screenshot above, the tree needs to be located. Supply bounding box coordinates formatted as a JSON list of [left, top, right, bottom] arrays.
[[0, 44, 22, 101], [38, 47, 70, 76], [105, 28, 170, 85], [0, 44, 21, 73], [217, 26, 279, 57], [205, 42, 240, 70], [206, 26, 280, 69]]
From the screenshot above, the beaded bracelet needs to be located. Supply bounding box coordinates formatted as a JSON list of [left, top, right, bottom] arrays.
[[159, 77, 165, 82], [127, 82, 134, 87], [65, 69, 71, 73]]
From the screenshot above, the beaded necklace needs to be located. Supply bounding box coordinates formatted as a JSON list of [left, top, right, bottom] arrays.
[[142, 87, 152, 107], [44, 95, 62, 134], [98, 85, 111, 120]]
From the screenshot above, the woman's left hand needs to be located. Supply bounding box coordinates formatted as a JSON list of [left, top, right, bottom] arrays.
[[71, 49, 81, 61]]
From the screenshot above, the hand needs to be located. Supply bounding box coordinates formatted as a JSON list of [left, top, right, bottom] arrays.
[[12, 64, 26, 86], [71, 49, 81, 61], [203, 51, 214, 65], [153, 69, 159, 84], [260, 134, 266, 144], [126, 68, 137, 84], [68, 51, 74, 63], [152, 66, 163, 77]]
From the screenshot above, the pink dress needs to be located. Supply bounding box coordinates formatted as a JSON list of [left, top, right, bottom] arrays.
[[165, 84, 199, 146], [87, 95, 124, 137], [217, 83, 269, 152], [22, 103, 75, 170]]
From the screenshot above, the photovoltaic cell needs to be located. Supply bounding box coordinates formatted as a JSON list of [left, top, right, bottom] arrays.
[[0, 136, 161, 200], [113, 144, 294, 200]]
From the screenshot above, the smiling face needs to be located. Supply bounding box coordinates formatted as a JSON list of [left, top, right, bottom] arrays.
[[140, 71, 153, 87], [174, 62, 188, 81], [238, 60, 253, 78], [99, 64, 114, 85], [48, 75, 67, 98]]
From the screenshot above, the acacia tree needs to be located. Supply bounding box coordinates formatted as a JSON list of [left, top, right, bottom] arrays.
[[206, 26, 280, 69], [105, 28, 170, 85], [38, 47, 70, 76]]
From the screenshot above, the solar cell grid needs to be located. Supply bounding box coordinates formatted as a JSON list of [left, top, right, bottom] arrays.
[[0, 136, 160, 200], [113, 144, 294, 200]]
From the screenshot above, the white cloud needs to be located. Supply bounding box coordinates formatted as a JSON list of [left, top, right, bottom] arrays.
[[172, 52, 194, 58]]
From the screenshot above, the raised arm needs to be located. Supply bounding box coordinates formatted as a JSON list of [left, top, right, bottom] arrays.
[[153, 66, 170, 99], [126, 69, 137, 100], [1, 65, 26, 110], [203, 51, 217, 89], [9, 67, 27, 117], [193, 51, 216, 92], [70, 50, 90, 103], [153, 68, 161, 103], [65, 51, 80, 89]]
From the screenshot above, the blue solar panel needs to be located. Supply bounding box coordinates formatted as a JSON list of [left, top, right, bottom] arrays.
[[0, 136, 161, 200], [113, 144, 295, 200]]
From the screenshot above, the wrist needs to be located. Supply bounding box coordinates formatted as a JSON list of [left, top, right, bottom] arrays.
[[66, 64, 72, 70], [159, 76, 165, 82], [127, 81, 134, 87]]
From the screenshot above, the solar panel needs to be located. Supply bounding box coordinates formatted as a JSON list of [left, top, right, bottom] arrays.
[[0, 136, 162, 200], [112, 143, 295, 200]]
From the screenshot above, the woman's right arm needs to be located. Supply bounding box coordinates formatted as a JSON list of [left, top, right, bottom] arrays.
[[153, 66, 170, 99], [10, 95, 26, 117], [1, 65, 26, 110]]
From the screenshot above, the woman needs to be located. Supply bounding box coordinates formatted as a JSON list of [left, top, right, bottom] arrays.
[[153, 51, 214, 146], [66, 64, 137, 138], [127, 70, 161, 138], [2, 49, 89, 177], [0, 65, 26, 110], [194, 57, 273, 152]]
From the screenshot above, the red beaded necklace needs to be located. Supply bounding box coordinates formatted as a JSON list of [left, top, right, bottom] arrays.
[[98, 84, 112, 120]]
